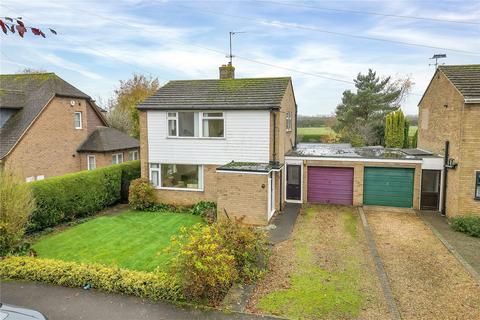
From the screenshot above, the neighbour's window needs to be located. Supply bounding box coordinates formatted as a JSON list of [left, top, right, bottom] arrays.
[[286, 112, 292, 132], [475, 172, 480, 200], [26, 176, 34, 183], [128, 150, 139, 161], [202, 112, 224, 137], [167, 111, 223, 138], [36, 175, 45, 181], [150, 163, 160, 187], [149, 163, 203, 190], [112, 153, 123, 164], [87, 155, 96, 170], [74, 112, 82, 129]]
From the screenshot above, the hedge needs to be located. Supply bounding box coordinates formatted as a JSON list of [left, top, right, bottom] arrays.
[[0, 256, 182, 301], [28, 161, 140, 232]]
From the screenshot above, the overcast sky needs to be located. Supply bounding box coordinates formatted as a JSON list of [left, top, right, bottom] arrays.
[[1, 0, 479, 115]]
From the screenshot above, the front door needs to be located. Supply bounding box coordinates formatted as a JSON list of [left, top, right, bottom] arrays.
[[286, 165, 302, 201], [421, 170, 441, 211]]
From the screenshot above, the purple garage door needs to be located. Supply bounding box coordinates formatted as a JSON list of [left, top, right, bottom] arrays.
[[307, 167, 354, 205]]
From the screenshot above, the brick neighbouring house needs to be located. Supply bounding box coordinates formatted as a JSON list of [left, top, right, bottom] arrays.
[[137, 64, 297, 225], [0, 73, 139, 181], [417, 64, 480, 217]]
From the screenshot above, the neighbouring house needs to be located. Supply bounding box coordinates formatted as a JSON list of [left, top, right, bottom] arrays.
[[0, 73, 139, 181], [138, 63, 297, 225], [417, 64, 480, 217]]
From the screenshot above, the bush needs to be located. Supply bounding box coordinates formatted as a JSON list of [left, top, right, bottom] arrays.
[[28, 165, 122, 232], [119, 160, 141, 202], [171, 221, 268, 303], [128, 178, 156, 210], [0, 256, 182, 301], [189, 201, 217, 223], [0, 172, 36, 256], [451, 216, 480, 238]]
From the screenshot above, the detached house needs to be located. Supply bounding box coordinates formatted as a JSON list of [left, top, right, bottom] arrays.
[[0, 73, 139, 181], [138, 64, 296, 225], [418, 65, 480, 216]]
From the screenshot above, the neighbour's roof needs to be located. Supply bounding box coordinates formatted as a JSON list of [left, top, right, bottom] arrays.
[[438, 65, 480, 100], [286, 143, 440, 160], [137, 77, 291, 110], [77, 126, 139, 152], [0, 73, 98, 159], [217, 161, 283, 173]]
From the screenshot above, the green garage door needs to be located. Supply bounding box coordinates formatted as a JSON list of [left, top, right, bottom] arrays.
[[363, 167, 414, 208]]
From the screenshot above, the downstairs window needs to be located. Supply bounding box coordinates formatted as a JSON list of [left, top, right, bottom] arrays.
[[476, 172, 480, 200], [149, 163, 203, 190]]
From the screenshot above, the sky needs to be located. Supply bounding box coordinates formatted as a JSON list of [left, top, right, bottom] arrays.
[[0, 0, 479, 116]]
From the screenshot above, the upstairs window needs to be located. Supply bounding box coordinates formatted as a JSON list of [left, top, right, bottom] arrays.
[[112, 153, 123, 165], [286, 112, 292, 132], [476, 172, 480, 200], [74, 112, 82, 129], [128, 150, 139, 161], [167, 111, 224, 138], [202, 112, 224, 137]]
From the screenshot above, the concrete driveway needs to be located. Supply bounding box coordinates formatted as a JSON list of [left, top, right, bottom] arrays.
[[0, 281, 279, 320], [365, 208, 480, 320]]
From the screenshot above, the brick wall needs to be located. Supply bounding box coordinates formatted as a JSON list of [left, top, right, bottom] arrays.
[[217, 171, 269, 225], [3, 97, 105, 180], [302, 160, 421, 209], [418, 70, 480, 216], [139, 110, 149, 178], [79, 148, 139, 170]]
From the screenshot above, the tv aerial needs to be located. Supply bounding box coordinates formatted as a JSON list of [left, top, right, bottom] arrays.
[[429, 54, 447, 67], [226, 31, 246, 65]]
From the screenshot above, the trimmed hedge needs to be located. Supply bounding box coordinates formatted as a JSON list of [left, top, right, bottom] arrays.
[[0, 256, 182, 301], [451, 215, 480, 238], [28, 161, 140, 232]]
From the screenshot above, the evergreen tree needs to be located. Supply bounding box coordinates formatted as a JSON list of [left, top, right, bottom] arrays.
[[335, 69, 411, 146], [385, 110, 408, 148]]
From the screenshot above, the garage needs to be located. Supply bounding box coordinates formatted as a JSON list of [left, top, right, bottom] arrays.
[[307, 167, 353, 205], [363, 167, 414, 207]]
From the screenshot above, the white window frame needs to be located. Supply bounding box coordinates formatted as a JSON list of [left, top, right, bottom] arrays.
[[112, 153, 124, 165], [87, 155, 96, 170], [26, 176, 35, 183], [36, 175, 45, 181], [166, 111, 225, 139], [74, 112, 82, 129], [286, 112, 292, 132], [149, 163, 204, 192], [475, 170, 480, 200], [128, 150, 139, 161]]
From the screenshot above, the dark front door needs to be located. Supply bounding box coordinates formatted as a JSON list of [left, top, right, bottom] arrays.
[[286, 165, 302, 201], [421, 170, 441, 211]]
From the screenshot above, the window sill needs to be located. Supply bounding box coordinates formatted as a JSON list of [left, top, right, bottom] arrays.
[[474, 197, 480, 201], [166, 136, 226, 140], [155, 186, 204, 192]]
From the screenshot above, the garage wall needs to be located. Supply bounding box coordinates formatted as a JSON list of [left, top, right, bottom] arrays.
[[300, 159, 421, 209]]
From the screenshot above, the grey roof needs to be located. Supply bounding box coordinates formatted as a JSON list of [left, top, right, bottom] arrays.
[[137, 77, 291, 110], [0, 73, 95, 159], [77, 126, 139, 152], [286, 143, 440, 160], [217, 161, 283, 173], [439, 65, 480, 99]]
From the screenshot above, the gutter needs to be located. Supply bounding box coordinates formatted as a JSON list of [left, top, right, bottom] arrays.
[[464, 98, 480, 104]]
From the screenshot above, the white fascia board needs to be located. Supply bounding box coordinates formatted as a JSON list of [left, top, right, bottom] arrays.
[[285, 156, 422, 164], [216, 170, 270, 175]]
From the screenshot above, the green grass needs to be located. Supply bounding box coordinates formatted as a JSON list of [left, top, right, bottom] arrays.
[[258, 206, 364, 319], [298, 126, 334, 135], [32, 211, 203, 272]]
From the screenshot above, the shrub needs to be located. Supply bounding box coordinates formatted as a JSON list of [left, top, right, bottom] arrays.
[[128, 178, 156, 210], [171, 224, 238, 303], [118, 160, 141, 202], [0, 171, 36, 256], [451, 216, 480, 238], [189, 201, 217, 223], [28, 165, 122, 232], [171, 221, 268, 303], [0, 256, 182, 301]]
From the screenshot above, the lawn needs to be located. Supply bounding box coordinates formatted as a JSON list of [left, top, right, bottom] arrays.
[[297, 127, 334, 135], [32, 211, 203, 272], [248, 205, 388, 319]]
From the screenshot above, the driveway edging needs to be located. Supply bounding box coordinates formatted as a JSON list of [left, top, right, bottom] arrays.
[[358, 207, 402, 320], [415, 211, 480, 287]]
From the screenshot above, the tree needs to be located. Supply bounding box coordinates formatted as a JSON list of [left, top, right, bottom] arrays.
[[385, 110, 407, 148], [335, 69, 412, 146], [107, 74, 160, 138], [0, 17, 56, 38], [411, 129, 418, 148]]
